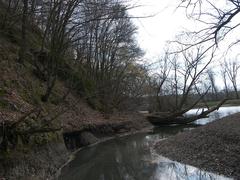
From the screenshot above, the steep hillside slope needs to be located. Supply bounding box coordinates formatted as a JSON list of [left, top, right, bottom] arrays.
[[0, 17, 151, 179]]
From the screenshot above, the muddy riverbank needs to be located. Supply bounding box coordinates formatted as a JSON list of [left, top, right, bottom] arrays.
[[0, 112, 152, 180], [63, 112, 152, 150]]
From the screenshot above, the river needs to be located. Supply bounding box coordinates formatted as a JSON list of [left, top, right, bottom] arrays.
[[59, 106, 240, 180]]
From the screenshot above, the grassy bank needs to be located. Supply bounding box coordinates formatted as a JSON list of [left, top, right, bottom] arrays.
[[196, 99, 240, 108]]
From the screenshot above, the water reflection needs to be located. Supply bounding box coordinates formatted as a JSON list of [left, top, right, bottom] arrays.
[[59, 134, 231, 180], [152, 156, 231, 180], [59, 107, 240, 180], [187, 106, 240, 125]]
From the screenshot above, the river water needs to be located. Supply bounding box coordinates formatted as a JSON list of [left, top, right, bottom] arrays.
[[59, 106, 240, 180]]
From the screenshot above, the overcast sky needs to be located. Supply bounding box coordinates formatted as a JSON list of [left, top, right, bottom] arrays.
[[127, 0, 240, 88], [128, 0, 194, 59], [128, 0, 240, 60]]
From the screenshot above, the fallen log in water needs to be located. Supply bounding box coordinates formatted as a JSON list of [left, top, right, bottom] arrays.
[[147, 99, 227, 126]]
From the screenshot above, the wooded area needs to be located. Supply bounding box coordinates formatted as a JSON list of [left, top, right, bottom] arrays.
[[0, 0, 240, 151]]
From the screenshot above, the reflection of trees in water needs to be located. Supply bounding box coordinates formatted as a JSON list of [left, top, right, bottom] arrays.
[[193, 106, 240, 125], [153, 159, 229, 180], [111, 138, 157, 180], [60, 135, 230, 180], [60, 124, 233, 180], [60, 136, 156, 180], [150, 124, 201, 140]]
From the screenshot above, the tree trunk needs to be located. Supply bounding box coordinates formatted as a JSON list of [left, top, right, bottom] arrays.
[[233, 85, 239, 99], [41, 75, 57, 102], [0, 130, 8, 152], [147, 99, 227, 125], [19, 0, 28, 63]]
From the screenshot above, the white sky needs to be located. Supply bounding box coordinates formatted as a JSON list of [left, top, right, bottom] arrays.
[[127, 0, 240, 89], [128, 0, 240, 60], [128, 0, 194, 59]]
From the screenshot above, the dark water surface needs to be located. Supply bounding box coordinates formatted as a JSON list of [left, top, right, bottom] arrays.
[[59, 106, 240, 180]]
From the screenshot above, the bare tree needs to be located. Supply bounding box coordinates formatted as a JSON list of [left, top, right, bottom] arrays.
[[71, 0, 144, 112], [1, 0, 148, 107], [176, 0, 240, 51], [0, 0, 22, 29], [147, 43, 225, 124], [220, 64, 230, 97], [206, 69, 218, 100], [18, 0, 29, 63], [150, 51, 172, 111], [36, 0, 83, 102], [27, 0, 144, 105], [223, 57, 240, 99], [174, 46, 215, 111]]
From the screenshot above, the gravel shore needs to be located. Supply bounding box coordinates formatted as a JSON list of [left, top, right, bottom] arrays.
[[155, 113, 240, 179]]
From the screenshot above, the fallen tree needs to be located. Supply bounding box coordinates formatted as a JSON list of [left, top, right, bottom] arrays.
[[147, 39, 229, 126], [147, 99, 227, 125]]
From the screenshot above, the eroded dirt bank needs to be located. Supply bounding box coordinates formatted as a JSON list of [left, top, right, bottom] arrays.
[[0, 142, 68, 180], [155, 113, 240, 179], [0, 109, 152, 180], [63, 112, 152, 150]]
